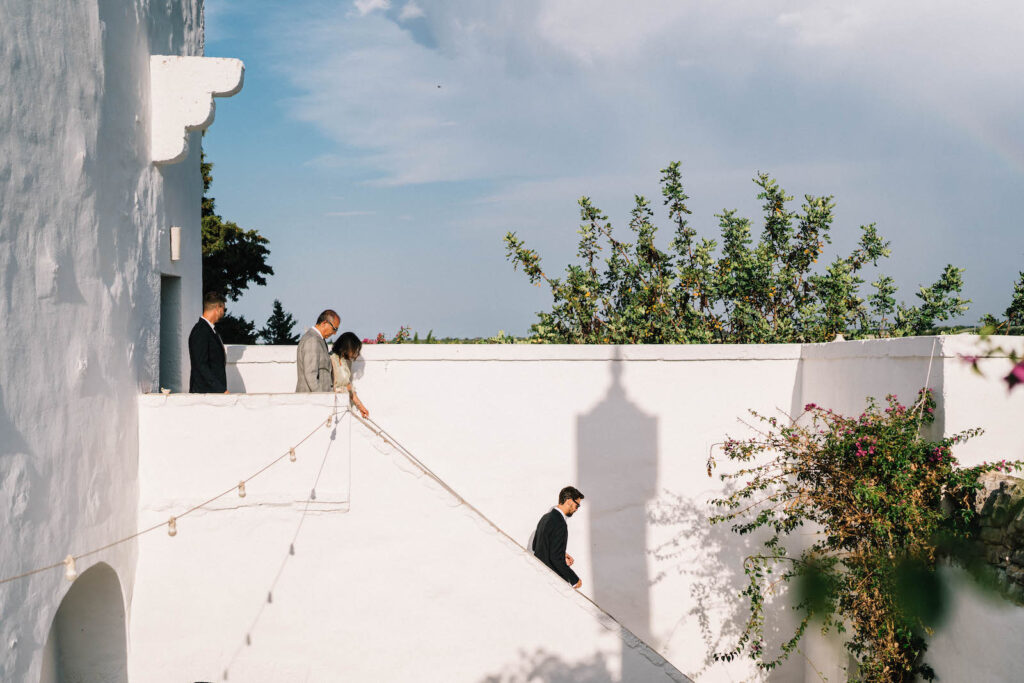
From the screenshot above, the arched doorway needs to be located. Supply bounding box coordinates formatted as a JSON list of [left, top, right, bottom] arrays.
[[39, 562, 128, 683]]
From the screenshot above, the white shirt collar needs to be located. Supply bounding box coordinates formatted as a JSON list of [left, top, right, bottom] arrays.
[[553, 505, 567, 521], [311, 326, 324, 340], [203, 317, 217, 332]]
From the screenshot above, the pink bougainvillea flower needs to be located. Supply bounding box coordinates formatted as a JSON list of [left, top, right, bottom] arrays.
[[1005, 360, 1024, 391]]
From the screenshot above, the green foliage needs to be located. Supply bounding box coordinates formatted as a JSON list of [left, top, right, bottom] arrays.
[[201, 153, 274, 301], [364, 328, 533, 344], [505, 163, 970, 343], [217, 313, 258, 344], [258, 299, 299, 345], [1004, 272, 1024, 329], [708, 391, 1022, 681]]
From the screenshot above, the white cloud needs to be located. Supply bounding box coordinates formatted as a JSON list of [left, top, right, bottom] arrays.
[[354, 0, 390, 16], [271, 0, 1024, 187], [398, 1, 424, 21]]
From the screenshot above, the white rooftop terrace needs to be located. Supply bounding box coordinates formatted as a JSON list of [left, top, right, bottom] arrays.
[[128, 336, 1024, 681]]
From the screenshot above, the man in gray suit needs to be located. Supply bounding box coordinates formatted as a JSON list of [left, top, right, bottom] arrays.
[[296, 309, 339, 392]]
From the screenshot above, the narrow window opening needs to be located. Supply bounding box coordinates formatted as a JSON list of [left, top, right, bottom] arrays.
[[160, 275, 182, 392]]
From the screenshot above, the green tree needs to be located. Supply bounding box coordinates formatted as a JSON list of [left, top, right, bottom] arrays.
[[215, 313, 258, 344], [201, 152, 274, 343], [505, 163, 970, 343], [1004, 271, 1024, 330], [258, 299, 300, 344]]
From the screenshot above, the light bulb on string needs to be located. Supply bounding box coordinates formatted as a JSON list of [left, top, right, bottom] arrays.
[[325, 415, 333, 428], [63, 555, 77, 581], [310, 488, 317, 501], [238, 481, 247, 498], [289, 543, 295, 556], [267, 591, 273, 604], [245, 634, 252, 646], [289, 448, 296, 462], [167, 516, 177, 537]]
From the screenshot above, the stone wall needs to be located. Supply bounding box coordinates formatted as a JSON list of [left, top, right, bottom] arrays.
[[975, 472, 1024, 596]]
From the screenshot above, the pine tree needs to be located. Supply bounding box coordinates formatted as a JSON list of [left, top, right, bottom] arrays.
[[201, 149, 275, 344], [259, 300, 300, 344], [217, 314, 258, 344], [1004, 271, 1024, 330]]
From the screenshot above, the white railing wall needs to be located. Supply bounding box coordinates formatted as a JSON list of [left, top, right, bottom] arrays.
[[160, 337, 1024, 681]]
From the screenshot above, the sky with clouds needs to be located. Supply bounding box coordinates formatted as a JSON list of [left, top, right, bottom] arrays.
[[202, 0, 1024, 337]]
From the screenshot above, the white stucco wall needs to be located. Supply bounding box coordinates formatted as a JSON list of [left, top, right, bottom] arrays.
[[0, 1, 208, 680], [132, 394, 691, 682], [215, 337, 1024, 681]]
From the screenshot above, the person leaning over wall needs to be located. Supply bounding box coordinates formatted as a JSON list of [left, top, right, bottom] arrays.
[[330, 332, 369, 418]]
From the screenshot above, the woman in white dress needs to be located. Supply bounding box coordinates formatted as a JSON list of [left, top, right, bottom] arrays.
[[330, 332, 369, 418]]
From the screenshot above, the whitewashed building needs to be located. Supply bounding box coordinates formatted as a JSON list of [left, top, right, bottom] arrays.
[[2, 1, 1024, 682]]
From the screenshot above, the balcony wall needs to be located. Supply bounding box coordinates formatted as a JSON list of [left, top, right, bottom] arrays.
[[133, 393, 691, 682], [134, 337, 1024, 681]]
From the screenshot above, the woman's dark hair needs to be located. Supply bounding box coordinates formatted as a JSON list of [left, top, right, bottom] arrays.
[[331, 332, 362, 359]]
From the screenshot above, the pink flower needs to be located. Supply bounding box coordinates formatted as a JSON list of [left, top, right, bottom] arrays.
[[1005, 361, 1024, 391]]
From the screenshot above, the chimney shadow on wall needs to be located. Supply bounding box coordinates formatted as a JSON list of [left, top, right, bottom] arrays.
[[575, 348, 657, 681]]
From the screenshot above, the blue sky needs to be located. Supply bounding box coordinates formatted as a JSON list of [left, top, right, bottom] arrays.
[[202, 0, 1024, 338]]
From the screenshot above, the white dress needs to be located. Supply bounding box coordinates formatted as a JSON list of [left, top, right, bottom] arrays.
[[330, 354, 353, 394]]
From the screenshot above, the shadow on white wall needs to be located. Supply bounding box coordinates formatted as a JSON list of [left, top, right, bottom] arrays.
[[40, 562, 128, 683], [576, 349, 657, 681]]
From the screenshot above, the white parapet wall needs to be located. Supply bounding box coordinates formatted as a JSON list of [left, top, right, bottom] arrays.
[[211, 337, 1024, 681], [133, 393, 692, 682]]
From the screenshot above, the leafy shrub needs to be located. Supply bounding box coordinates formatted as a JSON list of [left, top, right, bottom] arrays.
[[505, 163, 969, 343], [708, 390, 1021, 681]]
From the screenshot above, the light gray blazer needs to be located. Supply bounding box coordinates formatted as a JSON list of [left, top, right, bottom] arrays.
[[295, 328, 332, 392]]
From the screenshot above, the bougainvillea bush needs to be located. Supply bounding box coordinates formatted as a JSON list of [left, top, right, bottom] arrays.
[[707, 389, 1022, 682]]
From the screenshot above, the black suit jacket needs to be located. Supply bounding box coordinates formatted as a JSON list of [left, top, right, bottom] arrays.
[[188, 318, 227, 393], [532, 508, 579, 586]]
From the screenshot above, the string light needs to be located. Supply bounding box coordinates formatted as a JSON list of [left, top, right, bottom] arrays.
[[267, 591, 273, 604], [310, 488, 317, 501], [289, 543, 295, 556], [0, 409, 345, 591], [245, 634, 251, 646]]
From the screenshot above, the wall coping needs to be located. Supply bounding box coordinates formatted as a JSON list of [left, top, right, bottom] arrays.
[[139, 393, 343, 407], [223, 335, 1022, 364]]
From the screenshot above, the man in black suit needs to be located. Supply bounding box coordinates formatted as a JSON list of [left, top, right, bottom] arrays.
[[188, 291, 228, 393], [531, 486, 585, 589]]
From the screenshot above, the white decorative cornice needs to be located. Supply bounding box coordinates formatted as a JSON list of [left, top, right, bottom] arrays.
[[149, 56, 245, 165]]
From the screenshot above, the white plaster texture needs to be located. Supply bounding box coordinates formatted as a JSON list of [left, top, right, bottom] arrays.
[[149, 56, 244, 165], [132, 394, 691, 683], [221, 337, 1024, 680], [0, 0, 217, 680]]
